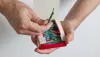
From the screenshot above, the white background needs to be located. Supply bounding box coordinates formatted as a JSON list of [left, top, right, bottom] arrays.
[[0, 0, 100, 57]]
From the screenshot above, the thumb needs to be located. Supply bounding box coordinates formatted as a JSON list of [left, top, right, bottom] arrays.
[[37, 19, 48, 25], [30, 11, 48, 25], [31, 35, 38, 46], [31, 17, 48, 25], [64, 29, 74, 44]]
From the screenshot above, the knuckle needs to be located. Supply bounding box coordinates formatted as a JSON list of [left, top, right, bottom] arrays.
[[40, 29, 44, 32], [37, 30, 41, 33], [70, 35, 74, 41], [70, 37, 74, 41], [20, 24, 27, 29], [36, 29, 44, 33], [17, 29, 24, 34]]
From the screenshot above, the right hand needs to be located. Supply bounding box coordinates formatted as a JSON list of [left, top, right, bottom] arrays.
[[2, 1, 53, 35]]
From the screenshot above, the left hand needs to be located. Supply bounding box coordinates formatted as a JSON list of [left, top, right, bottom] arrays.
[[31, 21, 58, 54], [31, 20, 74, 54]]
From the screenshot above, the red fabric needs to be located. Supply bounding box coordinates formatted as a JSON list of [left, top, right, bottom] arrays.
[[38, 41, 67, 49]]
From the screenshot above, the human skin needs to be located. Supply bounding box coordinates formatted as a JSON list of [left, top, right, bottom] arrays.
[[0, 0, 53, 35], [31, 0, 100, 54], [0, 0, 100, 54]]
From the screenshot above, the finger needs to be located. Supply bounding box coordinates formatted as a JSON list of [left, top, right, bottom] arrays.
[[64, 29, 74, 44], [28, 8, 39, 22], [37, 19, 48, 25], [35, 48, 58, 54], [28, 22, 44, 33], [29, 10, 48, 25], [28, 22, 53, 33], [18, 29, 40, 35], [40, 22, 53, 31], [31, 35, 38, 46], [31, 17, 48, 25]]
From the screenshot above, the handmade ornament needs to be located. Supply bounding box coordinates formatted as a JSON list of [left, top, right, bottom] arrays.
[[36, 8, 67, 49], [37, 20, 67, 49]]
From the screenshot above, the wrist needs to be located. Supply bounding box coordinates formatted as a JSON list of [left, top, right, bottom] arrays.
[[64, 18, 81, 30]]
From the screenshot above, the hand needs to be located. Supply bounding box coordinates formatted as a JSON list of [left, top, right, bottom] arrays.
[[61, 20, 74, 44], [2, 1, 52, 35], [31, 21, 57, 54], [31, 34, 58, 54], [31, 20, 74, 54]]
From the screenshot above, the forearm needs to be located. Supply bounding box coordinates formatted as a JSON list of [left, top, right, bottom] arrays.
[[0, 0, 18, 13], [64, 0, 100, 29]]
